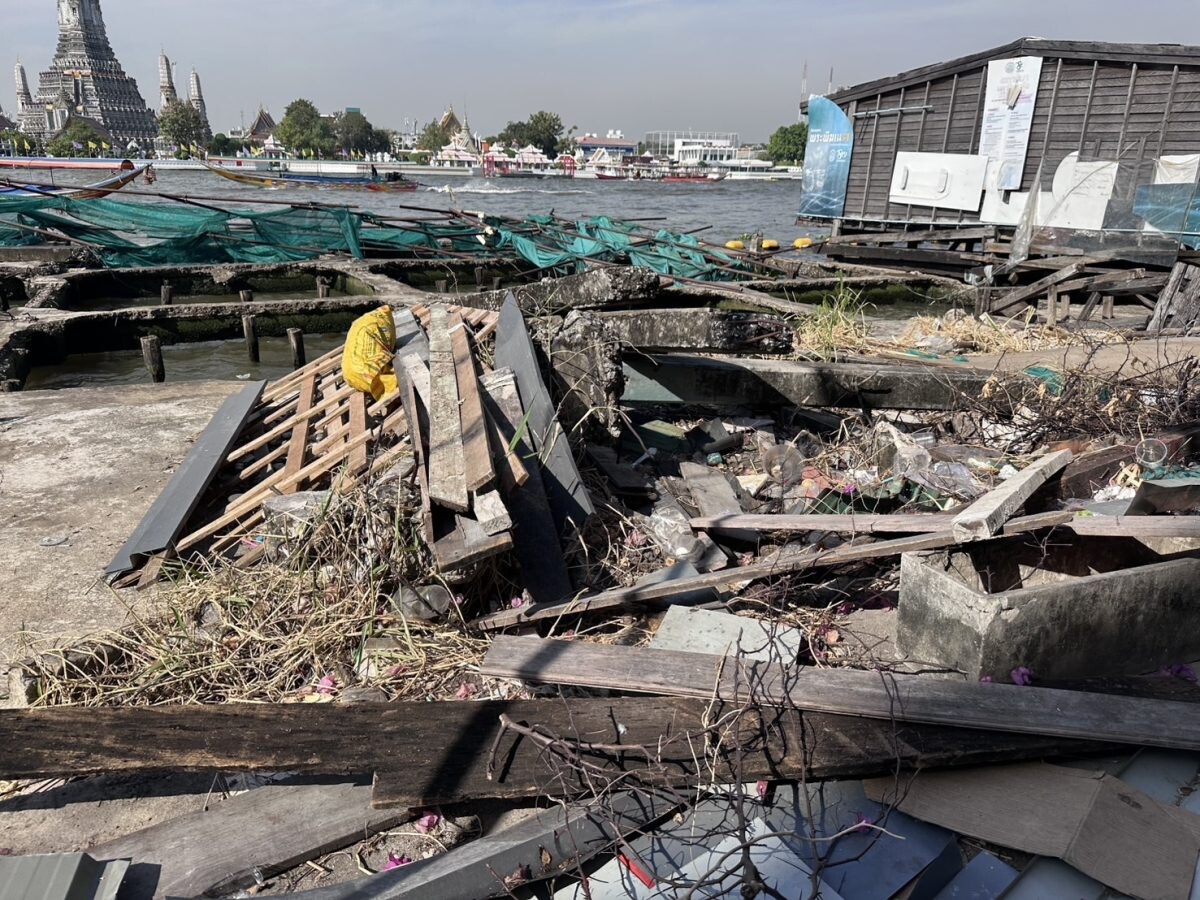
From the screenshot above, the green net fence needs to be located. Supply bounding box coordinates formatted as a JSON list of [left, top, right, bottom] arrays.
[[0, 196, 748, 281]]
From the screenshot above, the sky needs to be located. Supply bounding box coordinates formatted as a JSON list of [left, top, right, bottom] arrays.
[[6, 0, 1200, 143]]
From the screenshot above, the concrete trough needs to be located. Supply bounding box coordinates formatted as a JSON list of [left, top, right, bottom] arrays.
[[897, 535, 1200, 680]]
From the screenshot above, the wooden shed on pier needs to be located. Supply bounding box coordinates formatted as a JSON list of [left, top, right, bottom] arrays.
[[798, 39, 1200, 248]]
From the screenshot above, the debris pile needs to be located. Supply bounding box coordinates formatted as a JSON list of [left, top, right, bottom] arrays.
[[5, 267, 1200, 899]]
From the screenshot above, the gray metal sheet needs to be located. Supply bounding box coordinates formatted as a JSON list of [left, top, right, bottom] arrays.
[[105, 380, 266, 577], [0, 853, 128, 900], [493, 294, 593, 535]]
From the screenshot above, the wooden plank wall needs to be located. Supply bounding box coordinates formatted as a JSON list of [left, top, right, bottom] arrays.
[[836, 52, 1200, 228]]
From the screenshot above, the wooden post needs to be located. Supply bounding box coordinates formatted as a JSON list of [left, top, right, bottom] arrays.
[[239, 289, 254, 303], [435, 279, 448, 294], [287, 327, 306, 369], [140, 335, 165, 383], [160, 281, 173, 305], [317, 279, 330, 299], [242, 315, 259, 363], [1046, 287, 1059, 326], [492, 277, 502, 291], [474, 266, 485, 287], [1059, 292, 1071, 322], [1102, 295, 1115, 320]]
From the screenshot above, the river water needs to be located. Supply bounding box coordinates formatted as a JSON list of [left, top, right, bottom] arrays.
[[21, 168, 828, 389], [30, 167, 814, 244]]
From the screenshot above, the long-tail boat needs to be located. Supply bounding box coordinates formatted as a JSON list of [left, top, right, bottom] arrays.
[[0, 165, 148, 199], [203, 162, 420, 193]]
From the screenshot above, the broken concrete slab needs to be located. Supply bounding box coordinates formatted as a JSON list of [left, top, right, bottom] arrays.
[[623, 354, 990, 411], [650, 606, 803, 663], [897, 536, 1200, 681], [595, 307, 793, 354]]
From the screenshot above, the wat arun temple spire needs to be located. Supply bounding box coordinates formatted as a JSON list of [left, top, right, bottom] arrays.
[[19, 0, 157, 147]]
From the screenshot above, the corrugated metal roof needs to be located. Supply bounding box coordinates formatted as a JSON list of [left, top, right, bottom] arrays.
[[0, 853, 128, 900]]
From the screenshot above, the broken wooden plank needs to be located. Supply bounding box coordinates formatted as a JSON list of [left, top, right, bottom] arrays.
[[988, 262, 1087, 315], [292, 792, 672, 900], [472, 529, 974, 631], [449, 310, 494, 492], [430, 509, 512, 571], [346, 389, 369, 478], [105, 381, 266, 577], [90, 780, 404, 899], [482, 636, 1200, 752], [690, 512, 953, 535], [950, 449, 1073, 541], [480, 367, 574, 605], [0, 698, 1120, 820], [493, 294, 594, 534], [691, 510, 1200, 539], [471, 489, 513, 535], [679, 462, 756, 543], [426, 305, 469, 512], [281, 373, 318, 492]]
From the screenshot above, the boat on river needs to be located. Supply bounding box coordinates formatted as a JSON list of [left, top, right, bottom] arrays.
[[0, 156, 143, 172], [202, 162, 420, 192], [0, 165, 148, 199]]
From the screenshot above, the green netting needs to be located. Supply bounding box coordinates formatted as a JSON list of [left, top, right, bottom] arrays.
[[0, 196, 750, 280]]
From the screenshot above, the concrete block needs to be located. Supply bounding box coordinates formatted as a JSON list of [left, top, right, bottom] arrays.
[[897, 536, 1200, 680]]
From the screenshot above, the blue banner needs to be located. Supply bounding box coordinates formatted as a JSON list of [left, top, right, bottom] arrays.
[[798, 96, 854, 220]]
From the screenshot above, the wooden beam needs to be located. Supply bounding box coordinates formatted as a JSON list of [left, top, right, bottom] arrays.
[[988, 263, 1087, 315], [472, 512, 1074, 630], [426, 305, 470, 512], [281, 373, 317, 493], [449, 311, 494, 492], [480, 636, 1200, 752], [951, 450, 1073, 541], [91, 781, 405, 899], [0, 699, 1117, 817]]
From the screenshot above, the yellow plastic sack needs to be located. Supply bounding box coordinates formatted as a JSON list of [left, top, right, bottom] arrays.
[[342, 306, 398, 401]]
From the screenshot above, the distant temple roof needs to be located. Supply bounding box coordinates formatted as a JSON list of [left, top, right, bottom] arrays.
[[439, 106, 462, 135], [246, 107, 276, 142]]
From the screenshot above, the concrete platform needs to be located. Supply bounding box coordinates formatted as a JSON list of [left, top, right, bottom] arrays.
[[0, 380, 240, 669]]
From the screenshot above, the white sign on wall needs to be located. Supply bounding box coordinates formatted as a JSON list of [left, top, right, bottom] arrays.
[[979, 56, 1043, 191], [888, 152, 988, 211]]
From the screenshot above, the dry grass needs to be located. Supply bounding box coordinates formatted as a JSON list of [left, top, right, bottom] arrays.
[[20, 479, 488, 707], [897, 309, 1115, 354], [793, 285, 873, 359]]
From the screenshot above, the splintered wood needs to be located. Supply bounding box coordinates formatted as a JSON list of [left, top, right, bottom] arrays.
[[129, 302, 513, 582]]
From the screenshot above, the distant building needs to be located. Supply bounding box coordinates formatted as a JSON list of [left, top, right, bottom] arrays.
[[187, 69, 212, 143], [158, 51, 178, 111], [19, 0, 157, 147], [644, 130, 739, 161], [14, 62, 32, 116], [578, 130, 638, 157], [439, 106, 462, 135], [230, 107, 277, 146]]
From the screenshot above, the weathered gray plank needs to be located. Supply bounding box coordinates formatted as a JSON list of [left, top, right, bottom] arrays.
[[105, 380, 266, 577], [493, 294, 594, 534], [480, 636, 1200, 751], [426, 305, 469, 512], [951, 449, 1073, 540], [92, 781, 404, 899]]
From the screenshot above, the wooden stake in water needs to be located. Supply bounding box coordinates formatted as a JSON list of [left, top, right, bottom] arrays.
[[435, 279, 448, 294], [287, 328, 306, 369], [474, 266, 484, 287], [239, 289, 254, 303], [317, 278, 330, 299], [242, 315, 260, 363], [140, 335, 165, 383], [160, 281, 173, 305]]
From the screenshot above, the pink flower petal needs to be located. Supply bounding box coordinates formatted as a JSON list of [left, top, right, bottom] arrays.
[[853, 812, 874, 834], [1010, 666, 1033, 686], [383, 853, 412, 870], [316, 674, 338, 695], [510, 596, 525, 609], [455, 682, 478, 700], [756, 780, 769, 799], [415, 811, 441, 833]]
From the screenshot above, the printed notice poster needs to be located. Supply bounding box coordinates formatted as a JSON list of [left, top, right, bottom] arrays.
[[798, 96, 854, 219], [979, 56, 1043, 191]]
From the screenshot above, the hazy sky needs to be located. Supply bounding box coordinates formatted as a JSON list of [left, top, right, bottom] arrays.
[[7, 0, 1200, 142]]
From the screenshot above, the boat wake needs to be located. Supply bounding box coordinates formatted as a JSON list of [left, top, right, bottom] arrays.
[[424, 184, 594, 196]]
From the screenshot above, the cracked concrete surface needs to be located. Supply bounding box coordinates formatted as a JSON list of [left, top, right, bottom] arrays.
[[0, 380, 240, 670]]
